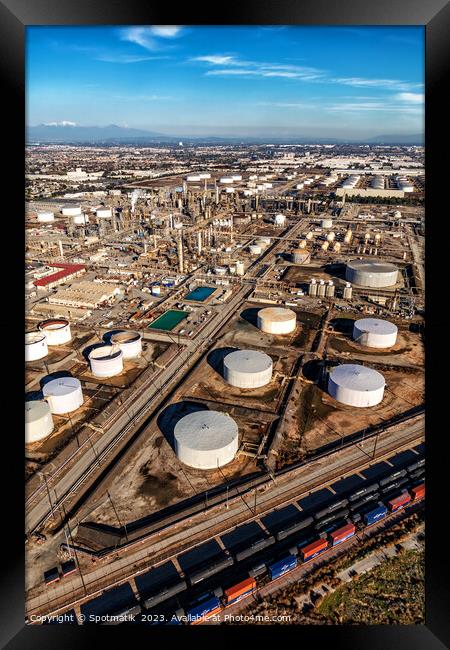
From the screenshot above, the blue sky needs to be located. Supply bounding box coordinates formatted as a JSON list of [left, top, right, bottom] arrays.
[[26, 25, 424, 138]]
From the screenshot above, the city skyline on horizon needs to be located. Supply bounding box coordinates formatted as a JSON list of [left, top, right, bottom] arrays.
[[26, 25, 424, 139]]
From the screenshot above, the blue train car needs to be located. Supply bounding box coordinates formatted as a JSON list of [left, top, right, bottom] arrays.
[[268, 554, 297, 581], [363, 503, 388, 526], [186, 596, 222, 625]]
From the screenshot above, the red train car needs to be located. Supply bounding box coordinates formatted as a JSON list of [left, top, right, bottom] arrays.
[[387, 491, 411, 512], [300, 537, 328, 562], [410, 483, 425, 501], [224, 577, 257, 605], [329, 522, 356, 547]]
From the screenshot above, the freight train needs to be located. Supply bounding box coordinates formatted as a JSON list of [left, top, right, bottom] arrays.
[[50, 460, 424, 626]]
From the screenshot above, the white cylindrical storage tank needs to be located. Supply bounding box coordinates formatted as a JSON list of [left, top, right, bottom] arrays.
[[38, 319, 72, 346], [25, 332, 48, 361], [223, 349, 273, 389], [255, 238, 268, 249], [37, 211, 55, 223], [249, 244, 262, 255], [352, 318, 398, 348], [215, 266, 227, 276], [62, 205, 82, 216], [317, 279, 326, 296], [89, 345, 123, 377], [326, 232, 335, 242], [25, 400, 54, 444], [321, 241, 330, 251], [321, 218, 333, 229], [292, 249, 310, 264], [257, 307, 296, 335], [328, 364, 385, 407], [299, 239, 307, 249], [260, 237, 271, 245], [174, 410, 239, 470], [333, 242, 341, 252], [345, 260, 399, 288], [73, 213, 89, 225], [96, 207, 112, 218], [306, 231, 314, 240], [309, 279, 318, 296], [274, 213, 286, 226], [344, 229, 353, 244], [43, 377, 83, 414], [235, 261, 245, 276], [151, 284, 161, 296], [110, 330, 143, 358]]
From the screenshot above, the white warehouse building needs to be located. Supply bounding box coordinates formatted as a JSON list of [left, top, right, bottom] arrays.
[[174, 410, 239, 469], [352, 318, 398, 348], [328, 364, 385, 407], [223, 349, 273, 388]]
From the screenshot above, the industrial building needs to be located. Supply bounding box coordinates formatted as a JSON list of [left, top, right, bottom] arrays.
[[33, 263, 86, 289], [328, 364, 385, 407], [174, 410, 239, 469], [48, 281, 121, 309], [223, 349, 273, 388], [352, 318, 398, 348], [345, 260, 399, 288]]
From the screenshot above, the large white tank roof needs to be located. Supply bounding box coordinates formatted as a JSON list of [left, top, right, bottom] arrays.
[[37, 211, 55, 223], [174, 410, 239, 469], [257, 307, 296, 335], [353, 318, 398, 348], [346, 259, 399, 288], [25, 400, 54, 443], [223, 349, 273, 388], [328, 364, 385, 407], [43, 377, 84, 414]]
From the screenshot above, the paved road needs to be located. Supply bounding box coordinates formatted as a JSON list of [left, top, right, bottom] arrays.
[[25, 416, 423, 618]]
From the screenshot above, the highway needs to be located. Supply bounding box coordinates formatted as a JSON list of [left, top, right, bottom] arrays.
[[25, 414, 423, 619]]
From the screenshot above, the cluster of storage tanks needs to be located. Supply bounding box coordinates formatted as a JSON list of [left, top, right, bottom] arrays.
[[25, 326, 143, 444], [308, 279, 335, 298]]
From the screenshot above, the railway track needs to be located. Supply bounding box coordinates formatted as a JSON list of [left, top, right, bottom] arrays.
[[25, 421, 423, 619]]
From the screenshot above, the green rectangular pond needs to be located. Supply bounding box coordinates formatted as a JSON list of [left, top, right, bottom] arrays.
[[185, 286, 216, 302], [148, 309, 188, 331]]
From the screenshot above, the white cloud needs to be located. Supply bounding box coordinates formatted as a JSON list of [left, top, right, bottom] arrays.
[[97, 54, 164, 63], [205, 63, 324, 80], [333, 77, 422, 92], [43, 121, 77, 126], [327, 102, 423, 114], [395, 92, 424, 103], [149, 25, 183, 38], [193, 55, 236, 65]]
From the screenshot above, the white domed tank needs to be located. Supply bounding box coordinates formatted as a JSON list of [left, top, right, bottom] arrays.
[[25, 332, 48, 362], [38, 319, 72, 346], [292, 249, 311, 264], [235, 261, 245, 276], [25, 400, 54, 444], [62, 205, 82, 216], [174, 410, 239, 469], [259, 237, 271, 246], [255, 238, 269, 249], [257, 307, 296, 335], [110, 330, 143, 358], [249, 244, 262, 255], [333, 241, 341, 252], [328, 364, 385, 407], [326, 232, 335, 242], [73, 213, 89, 225], [306, 231, 314, 240], [321, 218, 333, 229], [352, 318, 398, 348], [299, 239, 307, 249], [43, 377, 84, 414], [345, 260, 399, 288], [274, 213, 286, 226], [89, 345, 123, 378], [37, 211, 55, 223], [96, 207, 112, 218], [223, 349, 273, 388]]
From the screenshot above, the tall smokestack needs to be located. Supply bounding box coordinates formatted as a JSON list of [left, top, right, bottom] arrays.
[[177, 233, 184, 273], [197, 231, 202, 255], [58, 240, 64, 258]]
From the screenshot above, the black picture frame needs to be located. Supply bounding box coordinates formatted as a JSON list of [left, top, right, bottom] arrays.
[[2, 0, 449, 647]]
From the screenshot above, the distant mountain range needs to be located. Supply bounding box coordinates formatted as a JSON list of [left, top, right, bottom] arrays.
[[26, 123, 424, 146]]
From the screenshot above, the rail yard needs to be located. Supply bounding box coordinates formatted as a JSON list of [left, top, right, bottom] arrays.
[[25, 141, 425, 625]]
